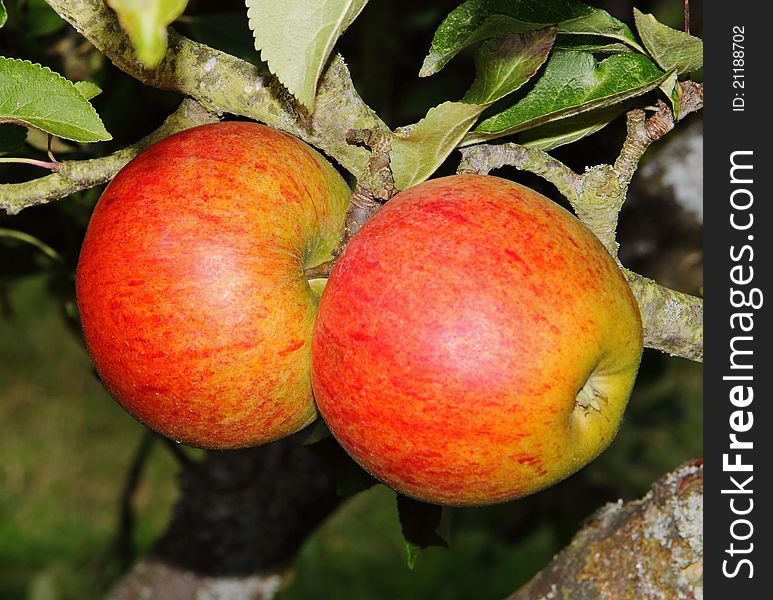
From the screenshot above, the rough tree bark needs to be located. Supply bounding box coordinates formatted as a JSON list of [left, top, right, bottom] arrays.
[[508, 461, 703, 600]]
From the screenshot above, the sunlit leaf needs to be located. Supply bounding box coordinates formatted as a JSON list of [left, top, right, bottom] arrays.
[[74, 81, 102, 101], [634, 8, 702, 74], [0, 57, 111, 142], [247, 0, 368, 110], [420, 0, 642, 77], [106, 0, 188, 68], [0, 1, 7, 29]]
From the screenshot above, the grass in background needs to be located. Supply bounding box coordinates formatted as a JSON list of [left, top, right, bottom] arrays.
[[0, 275, 179, 600]]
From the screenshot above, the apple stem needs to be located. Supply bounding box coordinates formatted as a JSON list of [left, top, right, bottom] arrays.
[[304, 260, 335, 279]]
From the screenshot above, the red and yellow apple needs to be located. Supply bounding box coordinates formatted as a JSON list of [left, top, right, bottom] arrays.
[[76, 121, 350, 449], [311, 174, 643, 505]]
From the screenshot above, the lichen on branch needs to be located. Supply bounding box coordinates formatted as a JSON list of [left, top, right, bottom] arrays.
[[508, 460, 703, 600], [44, 0, 387, 178]]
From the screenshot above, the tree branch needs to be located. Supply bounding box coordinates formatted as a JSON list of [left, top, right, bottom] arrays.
[[508, 460, 703, 600], [44, 0, 387, 178], [624, 270, 703, 362], [0, 98, 218, 215], [458, 143, 582, 203]]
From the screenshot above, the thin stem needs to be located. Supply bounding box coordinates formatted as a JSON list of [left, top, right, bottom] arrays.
[[0, 157, 61, 171], [47, 135, 58, 164], [0, 227, 62, 261], [684, 0, 690, 34], [304, 261, 335, 280]]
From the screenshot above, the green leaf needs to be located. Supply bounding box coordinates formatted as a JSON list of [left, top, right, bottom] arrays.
[[391, 27, 555, 190], [391, 102, 483, 191], [305, 435, 379, 497], [519, 105, 623, 151], [106, 0, 188, 68], [397, 494, 452, 568], [247, 0, 368, 111], [0, 57, 111, 142], [420, 0, 643, 77], [0, 124, 26, 156], [0, 1, 6, 29], [74, 81, 102, 101], [464, 26, 557, 104], [659, 69, 680, 121], [464, 51, 667, 145], [554, 34, 633, 54], [634, 9, 702, 75]]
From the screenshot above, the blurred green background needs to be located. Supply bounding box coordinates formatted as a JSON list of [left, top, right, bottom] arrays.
[[1, 1, 702, 598]]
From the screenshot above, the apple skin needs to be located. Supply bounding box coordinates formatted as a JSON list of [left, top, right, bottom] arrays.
[[311, 174, 643, 506], [76, 122, 350, 449]]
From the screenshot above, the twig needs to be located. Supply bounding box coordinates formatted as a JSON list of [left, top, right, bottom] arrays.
[[161, 437, 197, 471], [0, 98, 218, 215], [684, 0, 690, 34], [115, 432, 156, 568], [302, 126, 397, 280], [458, 143, 582, 204]]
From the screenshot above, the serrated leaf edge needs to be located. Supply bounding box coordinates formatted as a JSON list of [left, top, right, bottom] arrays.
[[0, 56, 111, 142]]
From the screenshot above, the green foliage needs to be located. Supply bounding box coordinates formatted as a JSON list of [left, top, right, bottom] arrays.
[[247, 0, 368, 110], [0, 277, 179, 599], [106, 0, 188, 68], [634, 8, 703, 74], [397, 495, 452, 568], [419, 0, 642, 77], [390, 27, 556, 190], [518, 105, 622, 151], [0, 1, 6, 28], [466, 51, 668, 144], [0, 57, 110, 142], [73, 81, 103, 101]]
